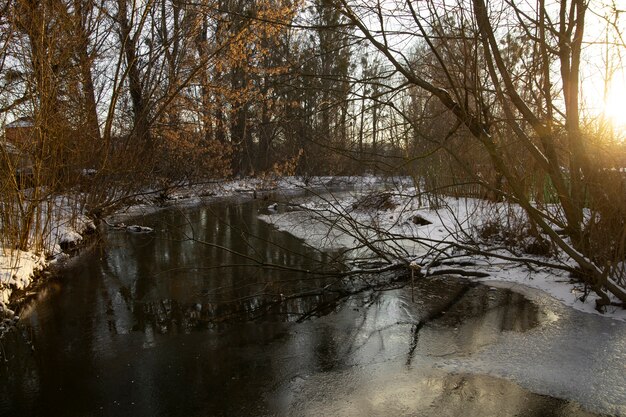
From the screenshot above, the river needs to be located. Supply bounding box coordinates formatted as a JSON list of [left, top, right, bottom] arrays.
[[0, 193, 623, 416]]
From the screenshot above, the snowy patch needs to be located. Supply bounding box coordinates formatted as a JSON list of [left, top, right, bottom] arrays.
[[59, 230, 83, 246], [0, 250, 47, 306], [258, 185, 626, 322], [0, 194, 97, 307]]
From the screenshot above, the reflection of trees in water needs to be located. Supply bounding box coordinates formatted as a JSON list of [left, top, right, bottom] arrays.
[[97, 200, 353, 333], [437, 286, 539, 331], [132, 288, 349, 334], [404, 279, 540, 365]]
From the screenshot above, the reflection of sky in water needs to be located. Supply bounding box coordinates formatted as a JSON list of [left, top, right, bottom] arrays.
[[266, 285, 623, 416], [448, 287, 626, 416]]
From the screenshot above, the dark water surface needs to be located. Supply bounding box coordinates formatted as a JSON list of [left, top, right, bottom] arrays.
[[0, 196, 603, 416]]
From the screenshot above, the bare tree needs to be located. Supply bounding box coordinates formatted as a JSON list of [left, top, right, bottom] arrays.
[[332, 0, 626, 306]]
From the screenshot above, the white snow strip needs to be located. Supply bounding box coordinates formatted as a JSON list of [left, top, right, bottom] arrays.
[[258, 185, 626, 322], [0, 250, 46, 306]]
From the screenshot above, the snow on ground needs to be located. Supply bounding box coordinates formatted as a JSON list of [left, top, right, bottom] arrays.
[[258, 182, 626, 322], [0, 250, 46, 306], [0, 195, 96, 308]]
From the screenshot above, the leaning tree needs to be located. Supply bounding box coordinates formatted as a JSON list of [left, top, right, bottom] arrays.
[[331, 0, 626, 307]]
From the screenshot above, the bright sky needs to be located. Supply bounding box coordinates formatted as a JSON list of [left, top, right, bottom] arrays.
[[602, 71, 626, 129], [580, 0, 626, 138], [584, 66, 626, 139]]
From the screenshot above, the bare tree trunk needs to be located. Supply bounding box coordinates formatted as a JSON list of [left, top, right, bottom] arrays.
[[230, 66, 248, 175], [558, 0, 588, 248], [195, 11, 213, 143], [117, 0, 151, 153], [358, 94, 365, 161], [258, 98, 272, 172]]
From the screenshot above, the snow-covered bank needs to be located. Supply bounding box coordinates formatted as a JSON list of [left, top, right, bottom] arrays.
[[0, 250, 46, 305], [0, 196, 95, 307], [258, 184, 626, 322]]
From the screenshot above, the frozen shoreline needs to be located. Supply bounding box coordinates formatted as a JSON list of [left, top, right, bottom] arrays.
[[256, 184, 626, 416], [257, 184, 626, 322]]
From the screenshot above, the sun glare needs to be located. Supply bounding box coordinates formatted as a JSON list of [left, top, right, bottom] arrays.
[[601, 74, 626, 133]]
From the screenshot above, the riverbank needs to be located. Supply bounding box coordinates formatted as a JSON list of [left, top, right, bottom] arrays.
[[4, 175, 625, 323], [0, 206, 96, 306], [0, 176, 379, 321], [258, 186, 626, 322]]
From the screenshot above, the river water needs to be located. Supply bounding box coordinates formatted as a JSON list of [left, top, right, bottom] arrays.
[[0, 194, 622, 416]]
